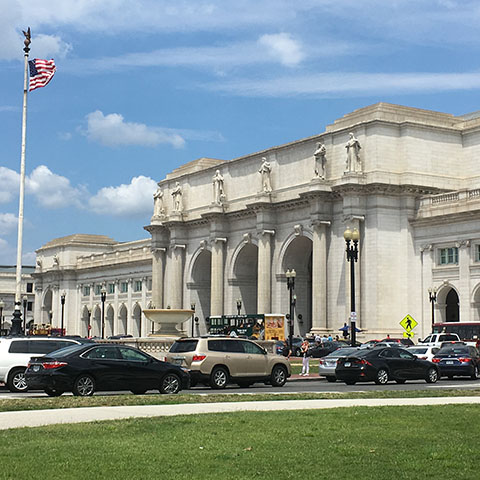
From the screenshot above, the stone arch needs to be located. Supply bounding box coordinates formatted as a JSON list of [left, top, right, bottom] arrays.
[[41, 289, 53, 324], [437, 284, 460, 323], [189, 248, 212, 333], [92, 305, 101, 337], [106, 304, 114, 337], [132, 302, 142, 337], [118, 303, 128, 334], [279, 234, 313, 337], [81, 305, 91, 337], [231, 241, 258, 315]]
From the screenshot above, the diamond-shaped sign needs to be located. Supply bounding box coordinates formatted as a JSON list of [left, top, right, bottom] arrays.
[[400, 314, 417, 332]]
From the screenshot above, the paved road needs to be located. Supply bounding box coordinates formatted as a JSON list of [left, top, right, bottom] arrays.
[[1, 376, 479, 399]]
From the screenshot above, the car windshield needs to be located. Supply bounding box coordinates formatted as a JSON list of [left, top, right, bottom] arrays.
[[169, 340, 198, 353], [438, 346, 469, 355], [48, 344, 85, 358]]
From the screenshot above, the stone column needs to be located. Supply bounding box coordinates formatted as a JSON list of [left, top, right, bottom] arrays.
[[257, 230, 274, 314], [311, 221, 329, 332], [211, 238, 227, 316], [168, 245, 185, 309], [127, 278, 133, 335], [458, 241, 471, 322], [151, 248, 166, 309]]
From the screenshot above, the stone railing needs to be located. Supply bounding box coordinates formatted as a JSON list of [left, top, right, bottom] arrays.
[[418, 188, 480, 209]]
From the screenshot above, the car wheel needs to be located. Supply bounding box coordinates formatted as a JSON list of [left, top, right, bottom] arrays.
[[210, 366, 229, 389], [72, 374, 95, 396], [270, 365, 288, 387], [345, 380, 356, 385], [160, 373, 181, 394], [131, 389, 147, 395], [7, 368, 28, 393], [374, 368, 389, 385], [326, 376, 336, 383], [395, 379, 406, 384], [471, 366, 479, 381], [45, 388, 64, 397], [426, 367, 439, 384]]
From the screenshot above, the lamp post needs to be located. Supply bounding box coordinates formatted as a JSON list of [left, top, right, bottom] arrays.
[[428, 287, 437, 332], [60, 291, 66, 336], [344, 227, 360, 347], [0, 300, 4, 335], [286, 269, 296, 353], [22, 295, 28, 334], [236, 299, 242, 316], [101, 287, 106, 339], [191, 303, 196, 337]]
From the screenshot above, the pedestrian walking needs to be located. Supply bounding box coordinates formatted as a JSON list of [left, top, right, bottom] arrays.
[[300, 339, 310, 376], [281, 339, 291, 360]]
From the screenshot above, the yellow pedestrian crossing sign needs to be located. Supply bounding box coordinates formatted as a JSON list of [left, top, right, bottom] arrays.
[[403, 331, 414, 338], [400, 314, 417, 332]]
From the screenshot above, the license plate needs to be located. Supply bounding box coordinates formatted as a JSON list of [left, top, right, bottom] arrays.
[[344, 362, 351, 367], [446, 361, 454, 365], [33, 365, 40, 372]]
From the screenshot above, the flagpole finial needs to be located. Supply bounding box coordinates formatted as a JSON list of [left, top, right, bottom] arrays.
[[22, 27, 31, 53]]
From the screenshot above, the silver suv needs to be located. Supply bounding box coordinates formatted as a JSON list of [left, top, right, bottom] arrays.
[[166, 337, 291, 389], [0, 337, 90, 392]]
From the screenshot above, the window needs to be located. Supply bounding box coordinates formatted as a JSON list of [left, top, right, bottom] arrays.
[[169, 340, 198, 353], [134, 280, 142, 292], [120, 282, 128, 293], [83, 286, 90, 296], [26, 283, 33, 293], [119, 347, 149, 362], [439, 247, 458, 265], [84, 346, 120, 360], [108, 283, 115, 294], [477, 245, 480, 262], [147, 278, 152, 291], [27, 301, 32, 312], [95, 285, 102, 295], [241, 341, 265, 355]]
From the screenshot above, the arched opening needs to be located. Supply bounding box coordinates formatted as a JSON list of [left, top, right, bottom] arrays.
[[282, 236, 313, 337], [118, 304, 128, 334], [106, 305, 114, 337], [92, 306, 101, 337], [190, 249, 212, 334], [42, 289, 53, 324], [473, 285, 480, 322], [233, 243, 258, 315], [446, 288, 460, 322], [132, 303, 142, 337], [81, 306, 91, 337]]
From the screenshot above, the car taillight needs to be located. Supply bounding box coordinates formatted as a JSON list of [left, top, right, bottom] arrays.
[[355, 359, 372, 366], [459, 358, 471, 363], [432, 358, 440, 363], [42, 361, 67, 370], [319, 359, 325, 365], [192, 355, 206, 362]]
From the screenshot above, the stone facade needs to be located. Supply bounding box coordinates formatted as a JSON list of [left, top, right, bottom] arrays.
[[34, 103, 480, 340]]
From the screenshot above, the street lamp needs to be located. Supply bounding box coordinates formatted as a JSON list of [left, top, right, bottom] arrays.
[[286, 269, 296, 354], [0, 299, 4, 335], [101, 287, 107, 339], [236, 299, 242, 316], [22, 295, 28, 334], [428, 287, 437, 331], [344, 227, 360, 347], [60, 291, 66, 336], [191, 303, 196, 337]]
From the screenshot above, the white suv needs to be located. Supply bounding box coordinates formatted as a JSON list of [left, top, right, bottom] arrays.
[[0, 337, 90, 392]]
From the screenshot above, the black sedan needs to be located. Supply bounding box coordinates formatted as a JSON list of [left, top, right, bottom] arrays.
[[335, 347, 439, 385], [308, 340, 351, 358], [25, 343, 190, 396], [432, 344, 480, 379]]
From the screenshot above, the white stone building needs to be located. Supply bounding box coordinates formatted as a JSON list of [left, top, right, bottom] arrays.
[[34, 103, 480, 340]]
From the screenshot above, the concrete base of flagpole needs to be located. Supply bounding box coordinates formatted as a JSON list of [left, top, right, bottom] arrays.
[[10, 304, 24, 336]]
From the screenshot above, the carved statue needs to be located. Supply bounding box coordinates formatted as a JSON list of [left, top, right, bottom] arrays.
[[259, 157, 272, 193], [153, 187, 165, 217], [345, 132, 362, 173], [22, 27, 31, 50], [212, 169, 225, 204], [171, 181, 183, 212], [53, 254, 59, 266], [314, 142, 327, 179]]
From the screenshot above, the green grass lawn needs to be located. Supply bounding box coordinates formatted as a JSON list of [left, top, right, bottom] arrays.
[[1, 404, 478, 479]]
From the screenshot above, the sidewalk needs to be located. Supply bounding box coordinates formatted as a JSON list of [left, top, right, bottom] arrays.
[[1, 396, 480, 431]]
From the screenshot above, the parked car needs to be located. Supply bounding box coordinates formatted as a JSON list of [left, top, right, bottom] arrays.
[[335, 347, 439, 385], [165, 336, 291, 389], [418, 333, 461, 347], [432, 344, 480, 379], [275, 337, 303, 357], [380, 338, 415, 346], [308, 340, 351, 358], [25, 343, 190, 396], [407, 345, 440, 362], [0, 336, 92, 393], [318, 347, 361, 382]]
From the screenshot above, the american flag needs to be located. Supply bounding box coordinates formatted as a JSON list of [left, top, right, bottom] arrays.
[[28, 59, 56, 92]]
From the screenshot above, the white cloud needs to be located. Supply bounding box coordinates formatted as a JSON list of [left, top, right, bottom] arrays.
[[258, 33, 305, 67], [0, 167, 20, 203], [84, 110, 186, 148], [0, 213, 17, 235], [32, 33, 72, 59], [27, 165, 85, 208], [89, 176, 157, 217]]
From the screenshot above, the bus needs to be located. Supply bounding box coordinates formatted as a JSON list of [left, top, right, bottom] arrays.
[[432, 322, 480, 344]]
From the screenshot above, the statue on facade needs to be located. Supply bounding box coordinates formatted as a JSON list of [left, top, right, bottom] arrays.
[[153, 187, 165, 217], [212, 169, 225, 205], [345, 132, 362, 173], [171, 181, 183, 212], [259, 157, 272, 193], [314, 142, 327, 179]]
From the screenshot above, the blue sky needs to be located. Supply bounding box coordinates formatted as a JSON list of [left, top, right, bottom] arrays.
[[1, 0, 480, 264]]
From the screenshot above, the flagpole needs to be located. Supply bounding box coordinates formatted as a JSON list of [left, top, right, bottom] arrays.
[[11, 28, 31, 335]]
